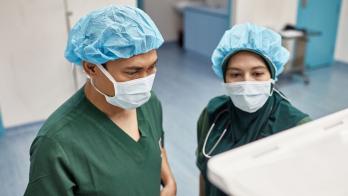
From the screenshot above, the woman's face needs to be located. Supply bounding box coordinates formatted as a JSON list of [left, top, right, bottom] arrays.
[[225, 51, 271, 83]]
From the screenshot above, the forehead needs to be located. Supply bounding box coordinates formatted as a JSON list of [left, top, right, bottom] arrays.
[[227, 51, 268, 70], [107, 50, 158, 69]]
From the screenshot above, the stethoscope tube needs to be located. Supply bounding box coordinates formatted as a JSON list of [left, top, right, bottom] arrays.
[[201, 87, 285, 159], [202, 109, 229, 159]]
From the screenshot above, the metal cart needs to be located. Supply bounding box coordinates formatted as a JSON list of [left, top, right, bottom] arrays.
[[280, 25, 321, 85]]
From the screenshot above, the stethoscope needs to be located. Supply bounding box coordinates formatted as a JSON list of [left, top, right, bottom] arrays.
[[201, 88, 288, 159], [202, 109, 230, 159]]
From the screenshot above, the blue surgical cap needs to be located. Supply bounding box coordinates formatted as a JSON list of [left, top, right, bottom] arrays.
[[211, 23, 289, 80], [65, 5, 164, 65]]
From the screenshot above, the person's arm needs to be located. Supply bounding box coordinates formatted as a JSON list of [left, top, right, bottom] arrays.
[[197, 109, 208, 196], [155, 96, 176, 195], [160, 147, 177, 196], [24, 136, 75, 196], [199, 174, 206, 196]]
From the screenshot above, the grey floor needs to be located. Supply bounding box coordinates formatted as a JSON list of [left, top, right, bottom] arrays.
[[1, 43, 348, 196]]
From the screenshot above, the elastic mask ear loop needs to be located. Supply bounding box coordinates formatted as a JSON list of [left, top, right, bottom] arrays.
[[85, 73, 90, 79], [271, 77, 291, 103], [85, 64, 111, 97], [95, 64, 118, 84], [87, 76, 108, 97], [94, 64, 119, 97]]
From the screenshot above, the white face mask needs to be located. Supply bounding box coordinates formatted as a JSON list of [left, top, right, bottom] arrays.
[[223, 80, 274, 113], [90, 64, 155, 110]]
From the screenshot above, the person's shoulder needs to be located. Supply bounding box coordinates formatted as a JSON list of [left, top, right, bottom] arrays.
[[206, 95, 230, 114], [273, 90, 311, 125], [29, 135, 64, 156], [37, 89, 87, 139], [36, 118, 79, 147], [31, 119, 82, 167], [198, 95, 230, 123], [197, 95, 230, 140]]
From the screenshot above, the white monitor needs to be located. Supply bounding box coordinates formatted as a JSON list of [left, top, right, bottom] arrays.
[[207, 108, 348, 196]]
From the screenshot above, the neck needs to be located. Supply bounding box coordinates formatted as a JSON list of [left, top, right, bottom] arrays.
[[84, 80, 135, 118]]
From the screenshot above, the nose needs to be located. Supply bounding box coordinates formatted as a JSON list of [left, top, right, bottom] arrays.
[[243, 73, 253, 81]]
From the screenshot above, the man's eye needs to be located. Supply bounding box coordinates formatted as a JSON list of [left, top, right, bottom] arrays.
[[125, 71, 138, 75], [149, 65, 157, 72]]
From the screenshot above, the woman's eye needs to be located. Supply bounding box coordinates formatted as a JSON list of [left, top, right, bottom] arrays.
[[253, 72, 264, 77], [230, 73, 241, 78]]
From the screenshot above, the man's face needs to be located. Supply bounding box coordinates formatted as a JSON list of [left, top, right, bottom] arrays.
[[84, 49, 158, 97]]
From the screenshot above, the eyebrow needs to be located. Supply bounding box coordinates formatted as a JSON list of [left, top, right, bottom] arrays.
[[253, 65, 266, 69], [227, 65, 267, 70], [252, 66, 268, 70], [124, 59, 158, 71], [226, 67, 242, 71]]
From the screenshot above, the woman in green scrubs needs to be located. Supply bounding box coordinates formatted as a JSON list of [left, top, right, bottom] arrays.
[[196, 23, 310, 196], [24, 5, 176, 196]]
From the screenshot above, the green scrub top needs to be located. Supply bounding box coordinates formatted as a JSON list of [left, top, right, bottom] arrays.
[[196, 91, 311, 196], [24, 88, 164, 196]]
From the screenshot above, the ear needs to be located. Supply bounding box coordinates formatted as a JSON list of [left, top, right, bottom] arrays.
[[83, 61, 97, 77]]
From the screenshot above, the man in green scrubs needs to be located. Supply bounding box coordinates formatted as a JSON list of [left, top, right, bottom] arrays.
[[24, 5, 176, 196]]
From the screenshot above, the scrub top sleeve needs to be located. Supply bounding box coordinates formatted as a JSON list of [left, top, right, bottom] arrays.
[[196, 108, 209, 171], [196, 108, 208, 145], [24, 136, 75, 196], [158, 97, 165, 146]]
